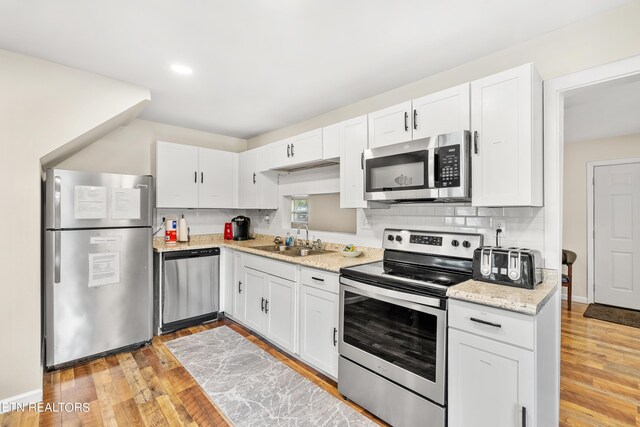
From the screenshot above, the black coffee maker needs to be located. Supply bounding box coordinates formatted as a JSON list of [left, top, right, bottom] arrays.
[[231, 215, 251, 241]]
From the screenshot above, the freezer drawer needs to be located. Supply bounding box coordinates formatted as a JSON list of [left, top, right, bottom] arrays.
[[162, 249, 220, 329], [44, 228, 152, 368]]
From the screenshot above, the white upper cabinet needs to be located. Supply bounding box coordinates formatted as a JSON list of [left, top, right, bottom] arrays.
[[412, 83, 470, 140], [156, 141, 236, 208], [239, 148, 278, 209], [368, 101, 413, 148], [270, 129, 324, 170], [322, 123, 340, 160], [339, 115, 369, 208], [256, 144, 272, 173], [471, 64, 543, 207], [198, 147, 236, 208]]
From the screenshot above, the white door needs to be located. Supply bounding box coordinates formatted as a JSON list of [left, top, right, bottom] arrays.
[[594, 162, 640, 309], [233, 251, 245, 321], [412, 83, 470, 140], [238, 149, 258, 208], [198, 148, 235, 208], [266, 275, 296, 352], [156, 141, 199, 208], [448, 329, 533, 427], [299, 285, 338, 377], [291, 129, 323, 166], [339, 115, 368, 208], [471, 64, 542, 207], [269, 139, 293, 169], [368, 101, 412, 148], [243, 268, 266, 333]]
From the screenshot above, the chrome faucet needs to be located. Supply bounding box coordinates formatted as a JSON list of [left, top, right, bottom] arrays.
[[296, 224, 310, 247]]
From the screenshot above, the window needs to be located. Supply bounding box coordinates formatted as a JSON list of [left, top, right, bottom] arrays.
[[291, 196, 309, 227]]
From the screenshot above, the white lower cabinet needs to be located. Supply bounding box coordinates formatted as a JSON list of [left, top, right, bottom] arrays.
[[299, 285, 339, 377], [232, 251, 246, 322]]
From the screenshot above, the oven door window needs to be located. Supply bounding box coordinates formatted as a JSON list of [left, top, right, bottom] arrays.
[[342, 290, 439, 382], [365, 150, 429, 192]]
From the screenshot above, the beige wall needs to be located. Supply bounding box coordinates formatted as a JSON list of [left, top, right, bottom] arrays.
[[56, 119, 247, 176], [0, 49, 150, 402], [563, 134, 640, 300], [248, 1, 640, 148]]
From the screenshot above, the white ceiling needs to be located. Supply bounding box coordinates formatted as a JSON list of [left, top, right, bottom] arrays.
[[0, 0, 631, 139], [564, 75, 640, 143]]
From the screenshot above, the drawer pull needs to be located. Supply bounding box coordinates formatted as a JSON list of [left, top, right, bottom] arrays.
[[311, 276, 324, 282], [470, 317, 502, 328]]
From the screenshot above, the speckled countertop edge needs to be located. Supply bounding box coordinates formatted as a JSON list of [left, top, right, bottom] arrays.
[[153, 234, 383, 273], [446, 269, 559, 315]]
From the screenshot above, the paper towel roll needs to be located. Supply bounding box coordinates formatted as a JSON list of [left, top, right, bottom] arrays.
[[178, 215, 189, 242]]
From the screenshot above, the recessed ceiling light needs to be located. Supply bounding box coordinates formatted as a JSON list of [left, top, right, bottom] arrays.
[[170, 64, 193, 75]]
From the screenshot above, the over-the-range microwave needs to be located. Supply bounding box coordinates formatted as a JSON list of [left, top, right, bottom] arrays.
[[363, 130, 471, 203]]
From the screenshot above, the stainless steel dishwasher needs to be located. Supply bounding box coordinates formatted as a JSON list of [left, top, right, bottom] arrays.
[[157, 248, 220, 334]]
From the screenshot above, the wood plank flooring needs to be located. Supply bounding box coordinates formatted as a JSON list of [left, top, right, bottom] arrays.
[[3, 303, 640, 426]]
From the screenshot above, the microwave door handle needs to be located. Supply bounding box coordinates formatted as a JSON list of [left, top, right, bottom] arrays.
[[428, 148, 436, 188]]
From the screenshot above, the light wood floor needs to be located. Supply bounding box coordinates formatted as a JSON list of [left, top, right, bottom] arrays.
[[2, 303, 640, 426]]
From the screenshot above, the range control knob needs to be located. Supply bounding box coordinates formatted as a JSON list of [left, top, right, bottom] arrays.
[[462, 240, 471, 248], [387, 234, 394, 241], [451, 239, 459, 247], [395, 235, 403, 242]]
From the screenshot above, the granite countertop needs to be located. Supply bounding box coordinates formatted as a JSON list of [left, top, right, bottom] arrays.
[[153, 234, 383, 274], [446, 269, 559, 315]]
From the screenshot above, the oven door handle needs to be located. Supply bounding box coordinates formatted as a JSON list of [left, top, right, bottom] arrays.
[[339, 276, 444, 310]]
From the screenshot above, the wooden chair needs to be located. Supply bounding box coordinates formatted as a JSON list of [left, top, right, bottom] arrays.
[[562, 250, 577, 310]]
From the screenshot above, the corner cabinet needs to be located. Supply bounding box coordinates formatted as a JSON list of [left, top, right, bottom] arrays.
[[448, 297, 558, 427], [471, 63, 543, 207], [238, 148, 278, 209]]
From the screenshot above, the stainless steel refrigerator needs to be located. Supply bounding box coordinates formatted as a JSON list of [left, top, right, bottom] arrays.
[[44, 168, 153, 369]]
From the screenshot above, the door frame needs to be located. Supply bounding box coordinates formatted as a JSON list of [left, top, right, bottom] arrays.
[[544, 53, 640, 425], [587, 158, 640, 304]]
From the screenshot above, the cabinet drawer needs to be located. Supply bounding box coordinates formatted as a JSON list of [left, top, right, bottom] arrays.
[[299, 267, 339, 294], [243, 254, 297, 282], [449, 299, 534, 350]]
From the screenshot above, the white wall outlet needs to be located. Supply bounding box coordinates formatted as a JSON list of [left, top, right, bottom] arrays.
[[492, 219, 508, 237]]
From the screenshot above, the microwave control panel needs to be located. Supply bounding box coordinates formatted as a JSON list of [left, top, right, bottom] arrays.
[[437, 145, 460, 188]]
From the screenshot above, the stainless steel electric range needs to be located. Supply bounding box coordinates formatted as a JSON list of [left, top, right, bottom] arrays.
[[338, 229, 483, 427]]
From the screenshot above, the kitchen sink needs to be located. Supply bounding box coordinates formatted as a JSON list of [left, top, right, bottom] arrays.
[[252, 245, 334, 257]]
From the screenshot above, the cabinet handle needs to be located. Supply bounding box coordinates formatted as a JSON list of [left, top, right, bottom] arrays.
[[291, 143, 294, 156], [413, 109, 417, 130], [470, 317, 502, 328], [311, 276, 324, 282], [361, 152, 364, 170], [333, 327, 337, 346], [404, 111, 409, 132], [238, 281, 242, 293], [473, 131, 479, 154], [253, 173, 256, 184], [194, 171, 197, 183], [261, 297, 265, 312], [522, 406, 526, 427], [287, 144, 290, 157], [201, 172, 203, 183], [265, 299, 269, 313]]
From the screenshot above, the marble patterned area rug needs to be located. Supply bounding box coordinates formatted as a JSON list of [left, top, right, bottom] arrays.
[[165, 326, 377, 426]]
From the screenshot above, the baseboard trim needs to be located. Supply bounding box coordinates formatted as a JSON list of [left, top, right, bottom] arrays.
[[561, 291, 588, 304], [0, 389, 42, 414]]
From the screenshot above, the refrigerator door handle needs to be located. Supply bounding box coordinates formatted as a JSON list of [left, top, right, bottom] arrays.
[[54, 231, 61, 284], [54, 175, 61, 229]]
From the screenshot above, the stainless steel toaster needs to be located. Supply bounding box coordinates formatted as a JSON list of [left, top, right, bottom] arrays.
[[472, 247, 543, 289]]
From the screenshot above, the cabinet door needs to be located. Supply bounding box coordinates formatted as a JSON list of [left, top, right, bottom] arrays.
[[322, 123, 340, 160], [156, 141, 199, 208], [412, 83, 470, 140], [244, 268, 267, 333], [448, 329, 534, 427], [233, 251, 245, 321], [257, 172, 278, 210], [368, 101, 412, 148], [238, 149, 258, 208], [198, 148, 235, 208], [266, 275, 296, 352], [471, 64, 543, 207], [256, 145, 272, 173], [269, 139, 293, 169], [299, 285, 338, 377], [220, 248, 234, 315], [291, 129, 323, 166], [339, 115, 368, 208]]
